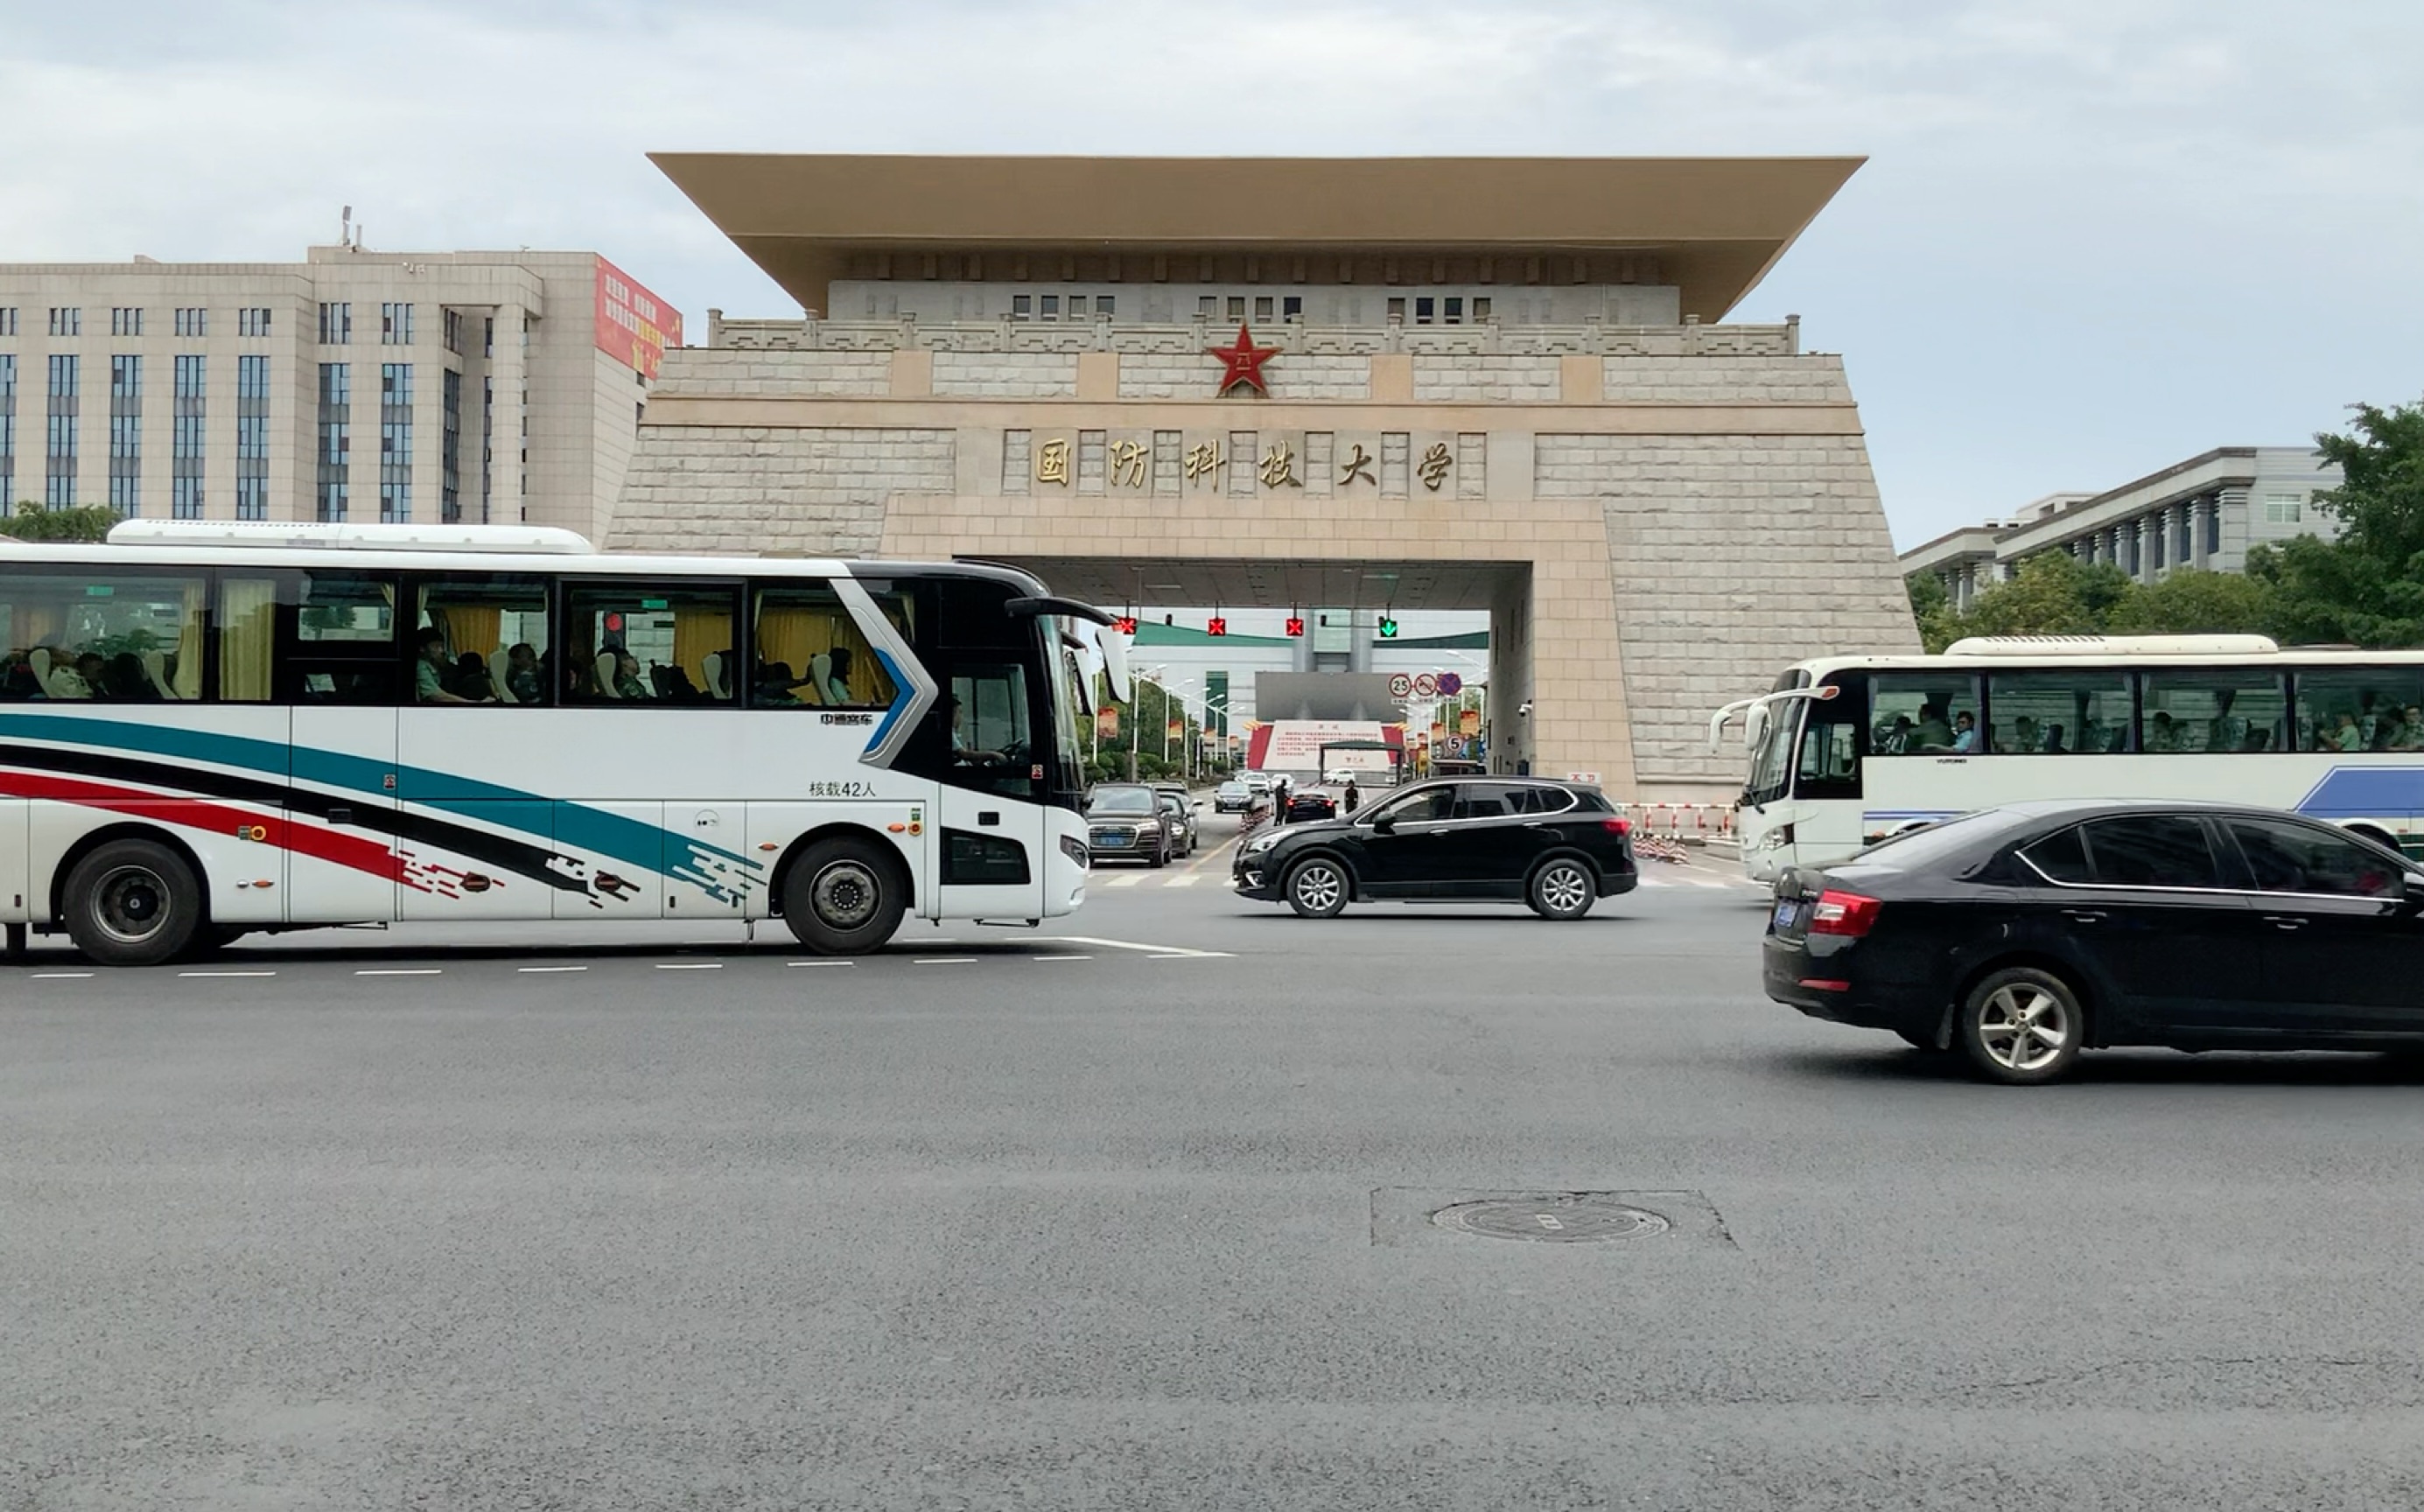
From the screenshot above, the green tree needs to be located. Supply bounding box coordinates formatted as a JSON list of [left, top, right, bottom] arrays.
[[1, 503, 117, 542], [2105, 568, 2277, 635], [1904, 571, 1963, 654], [2244, 397, 2424, 648], [1957, 554, 2138, 640]]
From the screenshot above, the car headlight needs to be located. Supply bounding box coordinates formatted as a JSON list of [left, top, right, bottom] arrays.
[[1244, 832, 1281, 855]]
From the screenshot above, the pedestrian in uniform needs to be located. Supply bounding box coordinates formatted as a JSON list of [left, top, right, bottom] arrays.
[[1342, 776, 1361, 816]]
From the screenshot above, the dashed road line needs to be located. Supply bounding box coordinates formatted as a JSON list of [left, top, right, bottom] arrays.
[[356, 968, 442, 976], [518, 965, 588, 974], [178, 970, 276, 978], [1055, 934, 1234, 960], [32, 971, 94, 979], [914, 957, 978, 965], [786, 960, 855, 968], [654, 962, 723, 971], [1034, 954, 1094, 962]]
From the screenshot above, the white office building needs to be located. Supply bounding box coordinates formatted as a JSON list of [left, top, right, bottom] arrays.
[[0, 242, 681, 541]]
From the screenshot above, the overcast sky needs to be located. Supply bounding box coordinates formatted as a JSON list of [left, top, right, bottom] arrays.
[[6, 0, 2417, 546]]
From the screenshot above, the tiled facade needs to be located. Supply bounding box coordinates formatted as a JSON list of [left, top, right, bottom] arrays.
[[0, 245, 676, 540], [612, 320, 1916, 799]]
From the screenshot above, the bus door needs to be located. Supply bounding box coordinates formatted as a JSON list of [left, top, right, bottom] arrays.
[[279, 568, 404, 926], [927, 661, 1049, 923]]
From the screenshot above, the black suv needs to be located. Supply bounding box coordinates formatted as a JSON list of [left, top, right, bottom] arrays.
[[1085, 782, 1172, 867], [1234, 778, 1635, 919]]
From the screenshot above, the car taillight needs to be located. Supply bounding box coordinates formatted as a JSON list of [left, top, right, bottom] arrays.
[[1603, 817, 1631, 836], [1808, 889, 1881, 937]]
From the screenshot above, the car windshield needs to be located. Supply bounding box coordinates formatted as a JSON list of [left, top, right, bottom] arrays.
[[1088, 786, 1157, 815]]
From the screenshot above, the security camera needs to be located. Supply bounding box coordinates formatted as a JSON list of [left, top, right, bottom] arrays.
[[1517, 701, 1532, 718]]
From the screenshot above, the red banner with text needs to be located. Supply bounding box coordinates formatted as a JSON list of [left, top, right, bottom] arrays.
[[593, 256, 683, 380]]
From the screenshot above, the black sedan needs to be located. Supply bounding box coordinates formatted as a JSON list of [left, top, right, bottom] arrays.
[[1234, 777, 1636, 920], [1764, 799, 2424, 1084]]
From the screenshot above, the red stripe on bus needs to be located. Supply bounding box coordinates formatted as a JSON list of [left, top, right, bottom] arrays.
[[0, 769, 407, 883]]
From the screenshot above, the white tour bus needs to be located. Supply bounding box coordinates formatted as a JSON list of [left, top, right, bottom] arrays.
[[0, 522, 1131, 965], [1711, 634, 2424, 883]]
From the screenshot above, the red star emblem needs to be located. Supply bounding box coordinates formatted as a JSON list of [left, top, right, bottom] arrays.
[[1207, 322, 1279, 396]]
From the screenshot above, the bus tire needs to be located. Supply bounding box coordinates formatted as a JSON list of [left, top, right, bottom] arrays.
[[781, 836, 906, 956], [60, 838, 205, 969]]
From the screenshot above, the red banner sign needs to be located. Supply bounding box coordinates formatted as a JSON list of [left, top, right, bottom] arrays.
[[594, 256, 683, 380]]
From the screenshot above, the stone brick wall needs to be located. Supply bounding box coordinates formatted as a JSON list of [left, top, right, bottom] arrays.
[[610, 427, 956, 556], [1536, 432, 1918, 788], [1412, 354, 1560, 402], [1600, 354, 1853, 404], [657, 347, 892, 397], [932, 351, 1079, 398], [1117, 353, 1370, 400]]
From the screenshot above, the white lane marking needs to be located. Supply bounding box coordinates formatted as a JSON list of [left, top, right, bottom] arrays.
[[787, 960, 855, 968], [1687, 878, 1729, 890], [32, 971, 95, 979], [518, 965, 589, 974], [1100, 874, 1144, 889], [355, 968, 441, 976], [1163, 873, 1201, 888], [1034, 954, 1094, 962], [178, 970, 276, 978], [1055, 935, 1233, 959], [1636, 878, 1669, 889], [914, 957, 977, 965], [654, 962, 723, 970]]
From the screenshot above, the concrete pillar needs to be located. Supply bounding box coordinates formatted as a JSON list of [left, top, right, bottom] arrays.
[[488, 301, 528, 526], [2192, 495, 2214, 570]]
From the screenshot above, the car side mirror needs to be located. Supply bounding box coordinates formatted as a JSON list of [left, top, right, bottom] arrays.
[[1371, 816, 1395, 835]]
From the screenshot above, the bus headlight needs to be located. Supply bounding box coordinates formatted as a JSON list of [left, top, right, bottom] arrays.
[[1758, 824, 1796, 850], [1060, 835, 1090, 869]]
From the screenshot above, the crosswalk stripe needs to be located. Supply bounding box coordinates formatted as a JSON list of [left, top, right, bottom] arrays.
[[1164, 873, 1201, 888], [1101, 874, 1143, 888]]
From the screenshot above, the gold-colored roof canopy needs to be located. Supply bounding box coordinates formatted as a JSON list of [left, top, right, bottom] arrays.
[[649, 155, 1863, 322]]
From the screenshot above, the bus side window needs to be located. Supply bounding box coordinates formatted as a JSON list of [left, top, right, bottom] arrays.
[[1871, 672, 1980, 756], [284, 570, 398, 705], [2294, 667, 2424, 752], [1797, 675, 1863, 799]]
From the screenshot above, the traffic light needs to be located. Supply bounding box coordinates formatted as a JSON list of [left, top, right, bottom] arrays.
[[1206, 617, 1228, 637], [1284, 616, 1304, 638], [1112, 615, 1138, 635], [1377, 614, 1398, 639]]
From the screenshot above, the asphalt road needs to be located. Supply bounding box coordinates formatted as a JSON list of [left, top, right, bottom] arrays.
[[7, 811, 2424, 1509]]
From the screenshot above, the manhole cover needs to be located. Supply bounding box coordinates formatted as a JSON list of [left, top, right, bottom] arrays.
[[1429, 1194, 1671, 1243]]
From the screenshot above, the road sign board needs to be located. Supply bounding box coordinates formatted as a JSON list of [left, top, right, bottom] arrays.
[[1388, 674, 1412, 697], [1437, 672, 1462, 696], [1412, 672, 1439, 697]]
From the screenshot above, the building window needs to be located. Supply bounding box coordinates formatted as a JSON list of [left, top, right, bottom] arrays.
[[46, 354, 79, 507], [480, 375, 493, 523], [0, 354, 15, 507], [1096, 295, 1116, 317], [1197, 296, 1216, 318], [441, 368, 462, 524], [2263, 492, 2304, 524], [1414, 297, 1435, 325], [319, 302, 351, 345], [1011, 294, 1032, 321], [443, 308, 465, 354], [1386, 297, 1405, 324], [1226, 296, 1245, 321], [379, 361, 412, 523], [1254, 296, 1273, 321], [235, 354, 270, 522], [171, 354, 206, 520], [1282, 295, 1302, 320], [1472, 297, 1492, 321], [109, 354, 144, 514], [1039, 294, 1059, 320], [2175, 509, 2192, 561], [317, 361, 350, 522], [0, 307, 16, 337], [237, 307, 272, 337], [110, 307, 144, 338], [1444, 296, 1464, 324], [381, 302, 414, 346], [173, 307, 206, 338], [2205, 505, 2222, 556], [50, 307, 81, 338]]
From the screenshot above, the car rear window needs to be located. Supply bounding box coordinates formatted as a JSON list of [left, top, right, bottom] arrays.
[[1851, 808, 2022, 866]]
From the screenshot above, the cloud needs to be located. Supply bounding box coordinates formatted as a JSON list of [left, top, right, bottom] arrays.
[[4, 0, 2418, 542]]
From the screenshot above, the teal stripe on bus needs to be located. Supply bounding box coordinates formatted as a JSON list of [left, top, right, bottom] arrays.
[[0, 711, 758, 885]]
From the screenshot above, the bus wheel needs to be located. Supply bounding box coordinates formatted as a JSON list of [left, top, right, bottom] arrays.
[[781, 836, 906, 955], [61, 839, 204, 968]]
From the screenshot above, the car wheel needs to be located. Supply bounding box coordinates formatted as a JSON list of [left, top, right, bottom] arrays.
[[1284, 857, 1349, 918], [1956, 967, 2084, 1085], [1527, 858, 1596, 920], [1148, 842, 1167, 870], [781, 836, 907, 955], [61, 838, 204, 968]]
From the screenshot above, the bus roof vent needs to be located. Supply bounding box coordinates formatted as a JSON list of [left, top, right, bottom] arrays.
[[105, 521, 597, 555], [1944, 634, 2280, 658]]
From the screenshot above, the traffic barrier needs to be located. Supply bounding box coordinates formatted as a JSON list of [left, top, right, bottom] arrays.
[[1612, 802, 1740, 843]]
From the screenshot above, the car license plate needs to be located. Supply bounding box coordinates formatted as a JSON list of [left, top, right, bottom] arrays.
[[1771, 899, 1800, 931]]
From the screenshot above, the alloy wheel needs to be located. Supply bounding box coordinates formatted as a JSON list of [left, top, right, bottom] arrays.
[[1538, 863, 1591, 916], [1293, 864, 1344, 914], [1977, 984, 2070, 1073]]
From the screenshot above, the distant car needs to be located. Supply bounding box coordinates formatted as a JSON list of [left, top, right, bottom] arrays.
[[1237, 778, 1632, 919], [1284, 789, 1337, 824], [1243, 773, 1273, 796], [1155, 789, 1200, 856], [1214, 780, 1253, 814], [1324, 767, 1360, 785], [1763, 799, 2424, 1085], [1084, 782, 1170, 868]]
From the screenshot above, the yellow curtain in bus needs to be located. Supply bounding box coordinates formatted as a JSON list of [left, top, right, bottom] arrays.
[[670, 611, 732, 692], [753, 608, 822, 701], [218, 578, 277, 702], [753, 603, 885, 706], [173, 581, 206, 700], [445, 606, 504, 656]]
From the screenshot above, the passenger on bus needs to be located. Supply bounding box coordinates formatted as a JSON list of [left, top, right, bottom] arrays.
[[2208, 690, 2250, 753], [1880, 715, 1914, 754], [505, 643, 543, 704], [1950, 711, 1979, 753], [2332, 712, 2364, 752], [415, 627, 493, 704], [2011, 715, 2040, 753], [2042, 723, 2069, 754], [946, 695, 1003, 765], [0, 653, 38, 701], [2146, 712, 2178, 752], [822, 646, 855, 705], [612, 651, 649, 702], [450, 652, 494, 702], [67, 652, 109, 698], [753, 662, 805, 707], [1914, 702, 1953, 751], [104, 652, 159, 702]]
